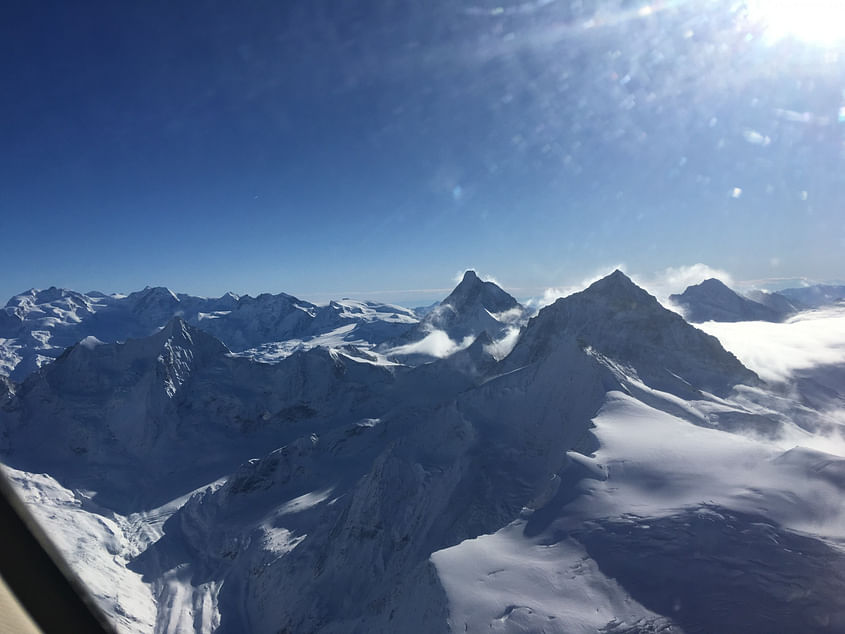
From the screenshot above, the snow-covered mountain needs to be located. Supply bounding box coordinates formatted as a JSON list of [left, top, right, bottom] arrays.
[[1, 317, 396, 511], [516, 271, 757, 397], [0, 286, 419, 381], [669, 277, 787, 322], [226, 298, 419, 363], [417, 270, 524, 339], [0, 286, 238, 381], [384, 270, 527, 362], [2, 270, 844, 633]]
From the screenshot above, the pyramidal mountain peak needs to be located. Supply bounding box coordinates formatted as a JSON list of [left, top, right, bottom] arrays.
[[603, 268, 629, 282], [579, 269, 653, 302], [388, 271, 526, 352], [535, 268, 663, 325], [669, 277, 782, 323], [454, 269, 481, 288], [148, 316, 230, 360], [154, 315, 202, 343], [442, 270, 518, 314], [508, 269, 756, 397]]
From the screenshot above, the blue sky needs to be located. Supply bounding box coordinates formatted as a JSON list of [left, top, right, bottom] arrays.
[[2, 1, 844, 305]]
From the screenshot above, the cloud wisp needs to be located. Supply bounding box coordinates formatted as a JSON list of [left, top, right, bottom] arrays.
[[631, 263, 735, 305], [525, 263, 627, 310], [483, 327, 521, 361], [385, 330, 476, 358]]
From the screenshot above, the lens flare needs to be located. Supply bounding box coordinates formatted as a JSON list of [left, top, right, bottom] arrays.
[[745, 0, 845, 45]]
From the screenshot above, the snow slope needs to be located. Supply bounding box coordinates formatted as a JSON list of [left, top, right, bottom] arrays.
[[435, 390, 845, 633], [2, 270, 844, 633], [2, 465, 158, 634], [1, 317, 397, 511]]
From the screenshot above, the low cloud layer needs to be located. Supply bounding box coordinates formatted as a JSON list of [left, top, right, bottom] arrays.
[[699, 307, 845, 383]]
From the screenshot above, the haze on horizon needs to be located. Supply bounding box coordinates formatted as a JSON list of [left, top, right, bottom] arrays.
[[3, 1, 844, 304]]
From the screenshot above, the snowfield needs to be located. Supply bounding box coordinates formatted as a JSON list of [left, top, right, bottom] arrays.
[[2, 271, 844, 633], [2, 467, 158, 634]]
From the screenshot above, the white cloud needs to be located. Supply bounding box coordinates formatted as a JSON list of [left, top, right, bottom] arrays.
[[523, 289, 561, 311], [742, 129, 771, 146], [698, 306, 845, 383], [483, 327, 521, 361], [490, 307, 526, 324], [527, 287, 568, 310], [773, 108, 813, 124], [631, 263, 734, 306], [386, 330, 474, 358]]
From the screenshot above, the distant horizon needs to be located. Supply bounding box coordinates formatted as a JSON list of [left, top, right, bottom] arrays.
[[5, 265, 844, 310]]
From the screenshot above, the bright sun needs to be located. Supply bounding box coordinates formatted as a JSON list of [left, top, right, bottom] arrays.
[[746, 0, 845, 45]]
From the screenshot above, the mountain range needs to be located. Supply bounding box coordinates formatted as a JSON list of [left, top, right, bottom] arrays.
[[2, 271, 844, 633], [669, 278, 844, 323], [0, 286, 418, 381]]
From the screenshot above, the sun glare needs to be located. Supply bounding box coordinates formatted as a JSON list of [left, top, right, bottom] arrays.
[[746, 0, 845, 45]]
